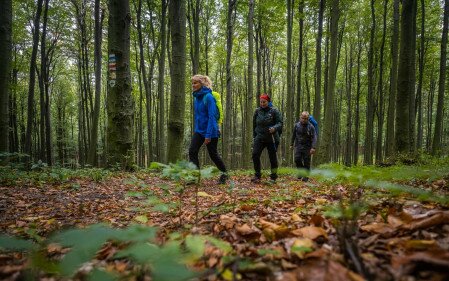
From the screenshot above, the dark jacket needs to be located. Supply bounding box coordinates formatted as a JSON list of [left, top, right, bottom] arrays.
[[291, 121, 317, 152], [253, 106, 283, 143], [193, 86, 219, 138]]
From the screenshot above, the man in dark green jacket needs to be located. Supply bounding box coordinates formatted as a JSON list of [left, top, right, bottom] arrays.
[[251, 94, 283, 183]]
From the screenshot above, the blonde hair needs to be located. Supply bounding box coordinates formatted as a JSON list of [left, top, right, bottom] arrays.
[[192, 74, 213, 89]]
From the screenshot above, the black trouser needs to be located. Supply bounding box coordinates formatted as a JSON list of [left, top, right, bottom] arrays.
[[295, 149, 311, 171], [189, 132, 226, 172], [252, 139, 278, 178]]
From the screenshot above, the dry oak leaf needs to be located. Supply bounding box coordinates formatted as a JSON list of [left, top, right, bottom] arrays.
[[400, 211, 449, 231], [277, 259, 365, 281], [291, 226, 328, 240], [290, 238, 314, 259], [259, 219, 290, 239], [391, 250, 449, 269], [220, 214, 237, 230], [235, 224, 261, 240], [360, 222, 395, 234]]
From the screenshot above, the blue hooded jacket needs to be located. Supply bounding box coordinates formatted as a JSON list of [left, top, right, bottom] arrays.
[[193, 86, 219, 139]]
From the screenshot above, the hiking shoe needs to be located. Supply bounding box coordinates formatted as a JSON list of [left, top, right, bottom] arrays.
[[270, 174, 278, 182], [301, 177, 309, 182], [218, 174, 229, 184], [251, 176, 261, 184]]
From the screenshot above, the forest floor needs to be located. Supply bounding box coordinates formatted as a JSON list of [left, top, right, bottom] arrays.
[[1, 162, 449, 281]]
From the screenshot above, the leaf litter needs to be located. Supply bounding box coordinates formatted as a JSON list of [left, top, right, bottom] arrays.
[[0, 171, 448, 280]]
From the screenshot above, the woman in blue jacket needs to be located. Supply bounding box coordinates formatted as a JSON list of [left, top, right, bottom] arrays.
[[189, 75, 228, 184]]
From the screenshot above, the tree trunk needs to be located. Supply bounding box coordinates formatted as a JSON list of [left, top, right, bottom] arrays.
[[344, 42, 353, 166], [157, 0, 167, 163], [25, 0, 44, 162], [313, 0, 325, 126], [0, 0, 12, 152], [395, 0, 416, 154], [354, 29, 362, 165], [296, 0, 304, 117], [244, 0, 255, 169], [385, 0, 400, 157], [415, 0, 425, 150], [375, 0, 388, 164], [88, 0, 103, 166], [107, 0, 134, 168], [286, 0, 294, 166], [316, 0, 338, 164], [432, 0, 449, 155], [224, 0, 236, 167], [167, 0, 187, 163], [364, 0, 375, 165]]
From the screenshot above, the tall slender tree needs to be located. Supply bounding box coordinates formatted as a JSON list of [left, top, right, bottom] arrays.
[[386, 0, 400, 157], [432, 0, 449, 155], [395, 0, 417, 154], [244, 0, 255, 169], [364, 0, 376, 165], [157, 0, 167, 163], [88, 0, 103, 166], [167, 0, 187, 163], [106, 0, 134, 168], [0, 0, 12, 152], [313, 0, 325, 126], [316, 0, 339, 164], [25, 0, 44, 161], [286, 0, 295, 166], [224, 0, 237, 168]]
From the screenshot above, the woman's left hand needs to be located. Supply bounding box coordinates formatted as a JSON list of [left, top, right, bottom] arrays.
[[204, 138, 211, 145], [268, 127, 275, 134]]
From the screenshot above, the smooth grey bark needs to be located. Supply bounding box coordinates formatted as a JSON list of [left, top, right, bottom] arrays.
[[286, 0, 294, 166], [0, 0, 12, 152], [157, 0, 167, 163], [244, 0, 255, 169], [296, 0, 304, 116], [364, 0, 375, 165], [313, 0, 325, 126], [25, 0, 44, 161], [316, 0, 338, 164], [375, 0, 388, 164], [416, 0, 425, 150], [385, 0, 400, 157], [432, 0, 449, 155], [167, 0, 187, 163], [223, 0, 236, 168], [106, 0, 134, 168], [88, 0, 103, 166]]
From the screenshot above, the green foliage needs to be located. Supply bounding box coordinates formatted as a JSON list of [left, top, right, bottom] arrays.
[[0, 235, 35, 251], [0, 223, 225, 280]]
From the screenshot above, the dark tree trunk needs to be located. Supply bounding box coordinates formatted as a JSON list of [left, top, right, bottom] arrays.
[[286, 0, 294, 166], [364, 0, 375, 165], [313, 0, 325, 126], [432, 0, 449, 155], [316, 0, 338, 164], [157, 0, 167, 163], [415, 0, 425, 150], [106, 0, 134, 168], [25, 0, 44, 162], [88, 0, 103, 166], [395, 0, 417, 154], [296, 0, 304, 117], [385, 0, 400, 157], [375, 0, 388, 164], [354, 29, 362, 165], [167, 0, 187, 163], [244, 0, 255, 169], [223, 0, 237, 168], [0, 0, 12, 152]]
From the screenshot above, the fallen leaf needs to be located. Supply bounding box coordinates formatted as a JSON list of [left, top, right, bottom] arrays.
[[291, 226, 328, 240], [361, 222, 395, 234], [291, 238, 314, 259]]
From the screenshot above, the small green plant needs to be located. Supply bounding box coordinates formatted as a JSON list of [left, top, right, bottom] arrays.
[[0, 224, 233, 280]]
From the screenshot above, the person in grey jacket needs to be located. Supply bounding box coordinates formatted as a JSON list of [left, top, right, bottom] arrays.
[[290, 111, 317, 182], [251, 94, 283, 183]]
